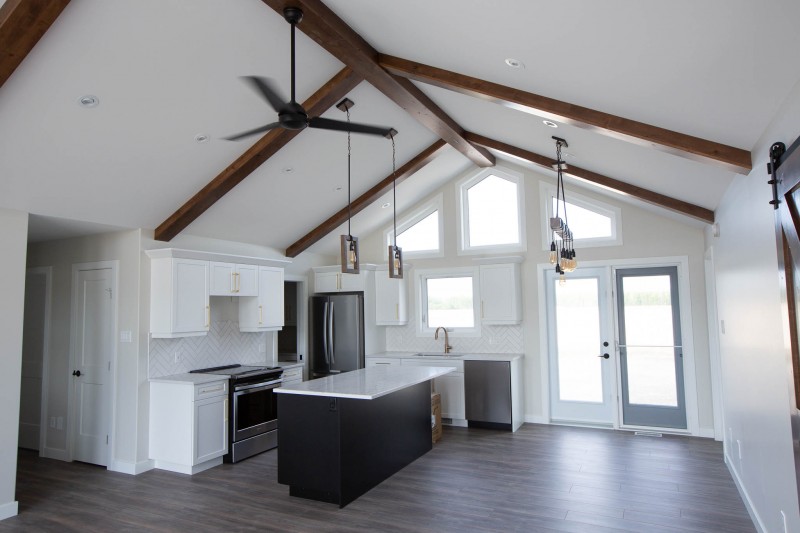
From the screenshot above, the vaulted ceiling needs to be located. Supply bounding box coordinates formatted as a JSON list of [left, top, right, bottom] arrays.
[[2, 0, 799, 258]]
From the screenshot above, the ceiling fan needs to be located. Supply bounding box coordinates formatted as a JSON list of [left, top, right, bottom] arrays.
[[224, 7, 393, 141]]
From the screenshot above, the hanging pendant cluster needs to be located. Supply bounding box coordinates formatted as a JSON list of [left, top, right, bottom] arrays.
[[387, 129, 403, 279], [338, 98, 360, 274], [549, 136, 577, 285]]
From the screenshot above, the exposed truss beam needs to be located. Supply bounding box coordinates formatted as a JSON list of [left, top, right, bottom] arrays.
[[381, 55, 752, 174], [261, 0, 494, 168], [286, 139, 448, 257], [465, 132, 715, 223], [155, 67, 363, 242], [0, 0, 70, 89]]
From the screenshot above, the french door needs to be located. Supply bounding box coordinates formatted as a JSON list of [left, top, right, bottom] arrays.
[[546, 267, 616, 425], [616, 267, 687, 429]]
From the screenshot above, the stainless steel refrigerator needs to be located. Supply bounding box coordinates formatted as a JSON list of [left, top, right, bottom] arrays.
[[309, 293, 365, 379]]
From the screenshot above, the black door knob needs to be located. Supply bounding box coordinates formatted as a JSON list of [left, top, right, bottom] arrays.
[[72, 370, 81, 377], [598, 353, 610, 359]]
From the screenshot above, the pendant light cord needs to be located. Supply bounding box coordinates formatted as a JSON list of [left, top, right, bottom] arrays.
[[347, 107, 351, 238], [392, 134, 397, 248]]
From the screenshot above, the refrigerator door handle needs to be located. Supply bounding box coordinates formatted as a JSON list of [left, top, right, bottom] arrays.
[[322, 301, 330, 365], [329, 302, 335, 365]]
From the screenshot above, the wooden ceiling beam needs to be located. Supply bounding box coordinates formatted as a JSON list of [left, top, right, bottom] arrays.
[[0, 0, 70, 89], [286, 139, 448, 257], [381, 55, 752, 174], [260, 0, 494, 168], [154, 66, 363, 242], [465, 132, 715, 223]]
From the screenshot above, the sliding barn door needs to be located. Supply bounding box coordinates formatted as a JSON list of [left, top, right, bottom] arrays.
[[770, 136, 800, 503]]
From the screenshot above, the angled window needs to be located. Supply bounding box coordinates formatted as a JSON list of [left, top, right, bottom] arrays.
[[458, 167, 526, 254], [384, 194, 444, 258], [540, 182, 623, 249]]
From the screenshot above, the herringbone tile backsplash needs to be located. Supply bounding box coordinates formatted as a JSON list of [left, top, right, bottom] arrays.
[[149, 320, 268, 378], [386, 322, 523, 354]]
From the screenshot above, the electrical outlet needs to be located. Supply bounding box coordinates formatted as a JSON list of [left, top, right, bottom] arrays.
[[174, 350, 182, 363], [57, 417, 63, 430], [49, 417, 56, 428]]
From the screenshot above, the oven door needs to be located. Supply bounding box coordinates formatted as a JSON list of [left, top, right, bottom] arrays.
[[232, 379, 280, 442]]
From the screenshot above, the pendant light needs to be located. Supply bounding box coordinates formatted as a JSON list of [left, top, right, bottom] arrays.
[[550, 136, 577, 285], [338, 98, 359, 274], [386, 128, 403, 279]]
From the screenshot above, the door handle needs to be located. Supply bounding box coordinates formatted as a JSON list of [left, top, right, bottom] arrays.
[[598, 353, 610, 359], [72, 370, 81, 377], [322, 302, 329, 364], [329, 302, 335, 365]]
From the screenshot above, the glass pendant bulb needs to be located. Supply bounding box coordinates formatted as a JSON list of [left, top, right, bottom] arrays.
[[348, 241, 357, 266], [549, 241, 557, 264], [559, 272, 566, 286], [393, 252, 401, 271]]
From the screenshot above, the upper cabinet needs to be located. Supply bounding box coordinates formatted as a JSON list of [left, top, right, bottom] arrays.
[[210, 262, 257, 297], [150, 258, 210, 338], [239, 266, 284, 332], [313, 267, 366, 293], [479, 263, 522, 325], [374, 268, 408, 326]]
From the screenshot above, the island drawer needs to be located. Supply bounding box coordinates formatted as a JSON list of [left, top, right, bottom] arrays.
[[366, 357, 402, 367]]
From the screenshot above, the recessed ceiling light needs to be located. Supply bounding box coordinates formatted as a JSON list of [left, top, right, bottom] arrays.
[[543, 120, 558, 128], [282, 167, 294, 174], [194, 134, 209, 143], [381, 202, 391, 209], [78, 95, 99, 108], [504, 58, 524, 69]]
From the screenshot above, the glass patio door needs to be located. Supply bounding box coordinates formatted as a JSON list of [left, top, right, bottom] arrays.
[[546, 267, 615, 425], [615, 267, 687, 429]]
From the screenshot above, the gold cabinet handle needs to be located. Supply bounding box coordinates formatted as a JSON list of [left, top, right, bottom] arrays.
[[205, 305, 210, 329], [235, 272, 240, 293], [395, 303, 399, 320], [258, 305, 263, 325], [224, 398, 228, 423], [481, 300, 485, 319]]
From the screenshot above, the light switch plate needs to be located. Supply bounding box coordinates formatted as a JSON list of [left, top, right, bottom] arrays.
[[120, 330, 132, 343]]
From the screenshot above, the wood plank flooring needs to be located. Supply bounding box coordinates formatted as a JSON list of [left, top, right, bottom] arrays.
[[2, 424, 755, 532]]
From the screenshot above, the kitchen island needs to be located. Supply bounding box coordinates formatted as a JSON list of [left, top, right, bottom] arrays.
[[275, 365, 454, 507]]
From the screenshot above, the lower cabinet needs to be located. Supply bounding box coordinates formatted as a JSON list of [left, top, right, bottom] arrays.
[[398, 358, 466, 422], [280, 365, 304, 386], [150, 379, 228, 474]]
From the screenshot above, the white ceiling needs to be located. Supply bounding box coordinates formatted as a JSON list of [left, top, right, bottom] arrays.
[[2, 0, 799, 258]]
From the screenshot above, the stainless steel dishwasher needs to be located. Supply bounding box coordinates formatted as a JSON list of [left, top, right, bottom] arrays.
[[464, 360, 512, 430]]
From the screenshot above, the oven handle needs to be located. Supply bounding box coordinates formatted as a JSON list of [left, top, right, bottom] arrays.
[[234, 379, 282, 393]]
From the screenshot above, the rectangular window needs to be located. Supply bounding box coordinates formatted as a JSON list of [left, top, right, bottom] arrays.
[[416, 267, 481, 337]]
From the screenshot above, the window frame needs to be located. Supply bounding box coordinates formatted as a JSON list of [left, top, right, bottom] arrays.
[[539, 181, 623, 250], [415, 267, 481, 338], [457, 166, 527, 255], [383, 193, 444, 259]]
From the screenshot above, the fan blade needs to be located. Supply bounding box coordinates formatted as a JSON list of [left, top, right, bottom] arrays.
[[308, 117, 394, 137], [241, 76, 286, 113], [223, 122, 281, 141]]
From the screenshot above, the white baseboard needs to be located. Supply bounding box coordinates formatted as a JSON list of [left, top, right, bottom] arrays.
[[40, 447, 69, 462], [0, 501, 18, 521], [524, 414, 549, 424], [108, 458, 154, 475], [725, 452, 765, 532], [696, 427, 715, 439]]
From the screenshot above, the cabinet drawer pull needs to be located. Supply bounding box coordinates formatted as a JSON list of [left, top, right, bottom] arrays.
[[199, 383, 224, 395], [258, 305, 263, 324], [205, 305, 210, 329], [395, 303, 399, 320], [224, 398, 228, 422], [481, 300, 484, 319]]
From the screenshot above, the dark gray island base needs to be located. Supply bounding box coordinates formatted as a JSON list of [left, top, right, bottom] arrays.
[[275, 366, 453, 507]]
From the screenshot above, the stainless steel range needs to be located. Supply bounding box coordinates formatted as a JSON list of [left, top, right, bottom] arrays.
[[190, 364, 283, 463]]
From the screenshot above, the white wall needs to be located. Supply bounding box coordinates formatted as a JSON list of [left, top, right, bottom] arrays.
[[710, 78, 800, 532], [0, 208, 28, 520], [26, 229, 143, 471], [361, 160, 714, 432]]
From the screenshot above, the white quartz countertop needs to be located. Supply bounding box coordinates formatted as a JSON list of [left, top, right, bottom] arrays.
[[367, 351, 523, 362], [274, 365, 454, 400], [149, 373, 229, 385]]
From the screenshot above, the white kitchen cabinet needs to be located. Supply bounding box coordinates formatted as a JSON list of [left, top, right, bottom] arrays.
[[313, 267, 366, 293], [479, 263, 522, 325], [280, 365, 303, 386], [366, 357, 402, 367], [150, 379, 228, 474], [239, 266, 284, 332], [210, 262, 258, 297], [150, 258, 210, 338], [401, 358, 465, 422], [374, 269, 408, 326]]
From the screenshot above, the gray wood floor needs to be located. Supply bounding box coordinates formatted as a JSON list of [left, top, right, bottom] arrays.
[[2, 424, 755, 532]]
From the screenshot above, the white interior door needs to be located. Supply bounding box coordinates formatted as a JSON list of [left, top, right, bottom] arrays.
[[71, 266, 114, 466], [19, 268, 50, 451], [546, 267, 616, 425]]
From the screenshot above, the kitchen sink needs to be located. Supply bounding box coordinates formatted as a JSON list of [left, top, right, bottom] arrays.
[[414, 352, 465, 358]]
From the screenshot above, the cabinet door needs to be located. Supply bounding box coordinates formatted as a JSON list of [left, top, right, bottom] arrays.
[[173, 259, 210, 334], [315, 272, 339, 293], [480, 264, 521, 325], [374, 273, 407, 325], [209, 262, 235, 295], [435, 373, 466, 420], [259, 267, 284, 328], [339, 272, 365, 292], [236, 264, 258, 297], [193, 396, 228, 465]]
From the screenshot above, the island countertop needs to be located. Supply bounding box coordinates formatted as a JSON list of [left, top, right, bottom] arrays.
[[274, 365, 453, 400]]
